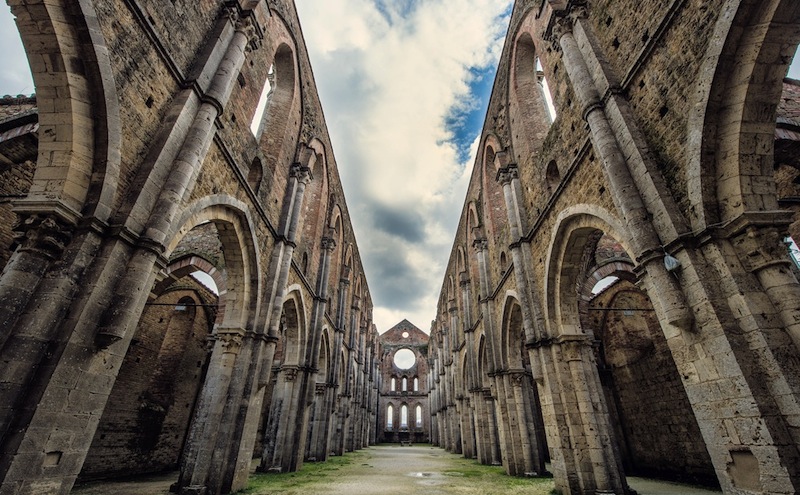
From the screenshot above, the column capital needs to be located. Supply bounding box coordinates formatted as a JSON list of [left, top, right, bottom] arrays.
[[215, 327, 245, 354], [322, 236, 336, 251], [495, 164, 519, 185], [12, 213, 74, 260], [472, 237, 488, 253], [290, 163, 313, 185], [281, 365, 299, 382]]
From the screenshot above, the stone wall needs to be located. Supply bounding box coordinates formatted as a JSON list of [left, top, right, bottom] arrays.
[[80, 282, 215, 480]]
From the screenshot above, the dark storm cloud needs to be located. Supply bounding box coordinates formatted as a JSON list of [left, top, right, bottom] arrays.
[[365, 248, 426, 310], [370, 203, 425, 243]]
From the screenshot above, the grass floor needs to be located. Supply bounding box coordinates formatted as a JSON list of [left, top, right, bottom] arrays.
[[240, 445, 556, 495]]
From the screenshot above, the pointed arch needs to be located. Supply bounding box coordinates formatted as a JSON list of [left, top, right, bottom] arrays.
[[257, 38, 299, 177]]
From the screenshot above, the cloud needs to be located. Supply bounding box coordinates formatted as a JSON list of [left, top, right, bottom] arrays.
[[370, 203, 425, 242], [0, 8, 34, 95], [296, 0, 512, 333]]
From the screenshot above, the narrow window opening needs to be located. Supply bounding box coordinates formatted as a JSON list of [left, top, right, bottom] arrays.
[[391, 377, 396, 391], [786, 236, 800, 269], [250, 64, 275, 137], [546, 160, 560, 194], [248, 157, 263, 193], [402, 377, 407, 391], [413, 377, 419, 391], [536, 58, 556, 122], [387, 405, 393, 429], [415, 405, 422, 427], [400, 405, 408, 428]]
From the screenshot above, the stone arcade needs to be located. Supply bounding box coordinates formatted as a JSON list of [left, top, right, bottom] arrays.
[[1, 0, 800, 494]]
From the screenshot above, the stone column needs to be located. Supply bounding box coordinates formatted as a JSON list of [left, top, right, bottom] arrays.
[[0, 212, 75, 338], [305, 235, 336, 462], [178, 329, 244, 492], [497, 164, 549, 476], [485, 389, 502, 466], [325, 268, 349, 454]]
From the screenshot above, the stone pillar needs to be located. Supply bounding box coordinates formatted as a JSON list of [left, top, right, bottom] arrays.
[[305, 235, 336, 462], [178, 329, 244, 492], [496, 165, 549, 477], [325, 269, 349, 454], [485, 389, 502, 466], [561, 335, 626, 494]]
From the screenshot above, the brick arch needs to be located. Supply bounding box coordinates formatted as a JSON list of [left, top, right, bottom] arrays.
[[157, 254, 226, 293], [509, 28, 554, 168], [167, 196, 261, 332], [500, 293, 526, 370], [258, 29, 299, 177], [480, 134, 507, 245], [296, 138, 330, 254], [688, 0, 800, 229], [578, 260, 636, 337], [10, 0, 121, 222], [545, 206, 632, 337], [277, 288, 308, 367]]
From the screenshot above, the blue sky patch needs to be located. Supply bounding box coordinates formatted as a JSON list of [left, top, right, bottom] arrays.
[[444, 64, 497, 164], [373, 0, 419, 26]]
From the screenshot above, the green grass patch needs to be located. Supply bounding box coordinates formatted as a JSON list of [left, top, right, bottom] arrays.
[[239, 453, 360, 493]]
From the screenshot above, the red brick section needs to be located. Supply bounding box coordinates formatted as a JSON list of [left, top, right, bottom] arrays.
[[378, 320, 430, 444], [80, 277, 217, 480]]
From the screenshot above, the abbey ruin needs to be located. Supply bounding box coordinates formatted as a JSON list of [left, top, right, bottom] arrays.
[[1, 0, 800, 494]]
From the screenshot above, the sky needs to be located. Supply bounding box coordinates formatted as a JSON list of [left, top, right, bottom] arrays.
[[2, 3, 799, 334]]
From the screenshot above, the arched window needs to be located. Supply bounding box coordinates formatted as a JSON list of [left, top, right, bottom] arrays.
[[415, 405, 423, 427], [400, 405, 408, 428], [387, 405, 393, 429], [413, 377, 419, 391], [402, 377, 407, 391], [250, 64, 274, 137], [391, 377, 396, 391]]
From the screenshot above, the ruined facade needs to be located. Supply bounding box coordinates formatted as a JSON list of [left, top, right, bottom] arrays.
[[429, 1, 800, 494], [0, 1, 379, 494], [377, 320, 430, 444]]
